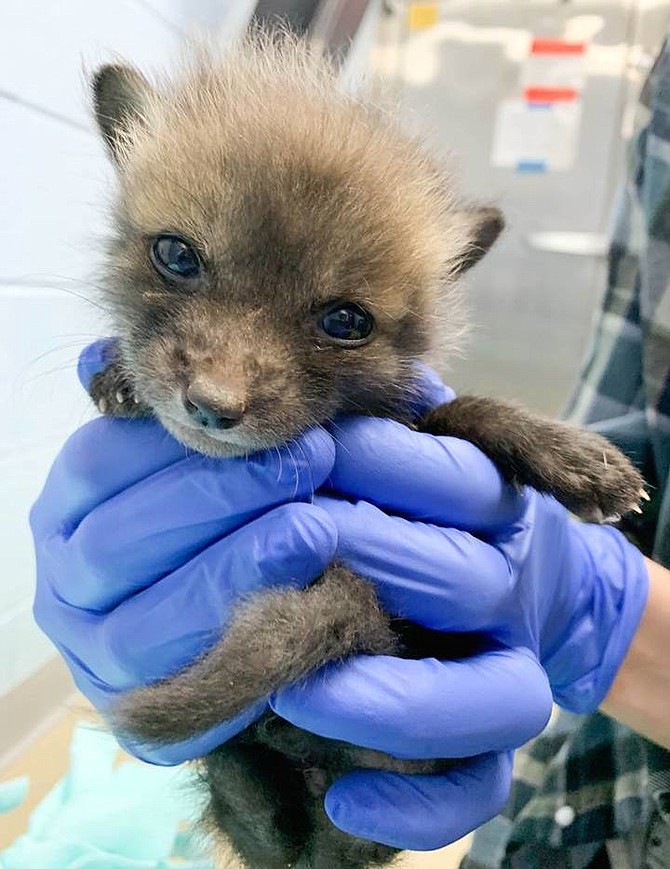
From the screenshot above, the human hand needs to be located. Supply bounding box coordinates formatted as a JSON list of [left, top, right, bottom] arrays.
[[271, 415, 649, 849], [30, 340, 338, 765]]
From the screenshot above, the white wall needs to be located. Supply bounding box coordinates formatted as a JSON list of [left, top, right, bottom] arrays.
[[0, 0, 189, 697]]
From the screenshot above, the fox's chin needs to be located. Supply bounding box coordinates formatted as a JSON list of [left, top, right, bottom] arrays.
[[157, 412, 297, 459]]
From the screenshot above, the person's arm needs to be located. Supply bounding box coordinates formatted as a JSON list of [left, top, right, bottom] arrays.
[[601, 556, 670, 749]]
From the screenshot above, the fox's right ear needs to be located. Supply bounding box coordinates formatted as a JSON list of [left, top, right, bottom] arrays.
[[92, 64, 153, 164]]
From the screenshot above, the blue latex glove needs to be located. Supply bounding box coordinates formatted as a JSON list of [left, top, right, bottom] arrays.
[[30, 340, 339, 765], [271, 416, 650, 850]]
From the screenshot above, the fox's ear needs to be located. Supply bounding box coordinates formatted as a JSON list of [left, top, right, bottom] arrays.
[[454, 207, 505, 274], [92, 64, 153, 164]]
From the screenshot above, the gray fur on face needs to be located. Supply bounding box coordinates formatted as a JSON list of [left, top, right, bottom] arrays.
[[92, 34, 502, 457]]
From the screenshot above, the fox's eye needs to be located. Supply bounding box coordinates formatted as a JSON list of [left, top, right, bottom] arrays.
[[318, 301, 375, 344], [150, 235, 201, 280]]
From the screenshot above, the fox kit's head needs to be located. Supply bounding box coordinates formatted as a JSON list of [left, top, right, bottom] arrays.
[[92, 34, 502, 456]]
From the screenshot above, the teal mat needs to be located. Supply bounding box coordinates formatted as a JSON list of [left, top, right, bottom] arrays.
[[0, 723, 214, 868]]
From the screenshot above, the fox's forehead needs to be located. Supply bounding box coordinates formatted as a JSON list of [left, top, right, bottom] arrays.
[[116, 139, 446, 319], [100, 42, 466, 320]]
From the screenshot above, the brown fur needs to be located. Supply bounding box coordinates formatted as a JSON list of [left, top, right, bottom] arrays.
[[92, 34, 482, 459], [113, 567, 398, 744], [88, 31, 644, 869]]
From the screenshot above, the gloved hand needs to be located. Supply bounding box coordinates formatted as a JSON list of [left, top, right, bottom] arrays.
[[271, 416, 650, 850], [30, 340, 453, 768], [30, 340, 339, 765]]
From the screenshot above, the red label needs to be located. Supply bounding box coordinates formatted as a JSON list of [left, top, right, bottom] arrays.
[[524, 86, 579, 103], [530, 38, 586, 56]]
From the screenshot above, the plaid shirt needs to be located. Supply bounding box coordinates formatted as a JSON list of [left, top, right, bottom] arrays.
[[464, 38, 670, 869]]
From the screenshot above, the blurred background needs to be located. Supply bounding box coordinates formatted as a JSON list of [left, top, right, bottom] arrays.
[[2, 1, 669, 865]]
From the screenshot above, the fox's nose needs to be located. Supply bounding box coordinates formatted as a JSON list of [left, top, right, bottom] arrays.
[[182, 383, 244, 430]]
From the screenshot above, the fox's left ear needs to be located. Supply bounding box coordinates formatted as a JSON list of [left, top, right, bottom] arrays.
[[92, 63, 153, 165], [454, 207, 505, 274]]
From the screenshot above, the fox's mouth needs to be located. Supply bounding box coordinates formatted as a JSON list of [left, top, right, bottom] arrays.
[[158, 411, 276, 458]]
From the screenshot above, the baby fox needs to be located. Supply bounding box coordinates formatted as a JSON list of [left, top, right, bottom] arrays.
[[88, 31, 644, 869]]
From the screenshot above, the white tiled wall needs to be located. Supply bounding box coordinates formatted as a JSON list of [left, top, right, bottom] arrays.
[[0, 0, 190, 697]]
